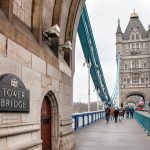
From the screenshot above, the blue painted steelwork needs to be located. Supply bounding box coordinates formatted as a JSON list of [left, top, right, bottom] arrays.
[[134, 111, 150, 136], [78, 5, 110, 104], [78, 5, 120, 105], [111, 52, 120, 105], [72, 111, 105, 131]]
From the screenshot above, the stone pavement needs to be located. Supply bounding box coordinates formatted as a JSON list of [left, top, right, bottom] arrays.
[[74, 118, 150, 150]]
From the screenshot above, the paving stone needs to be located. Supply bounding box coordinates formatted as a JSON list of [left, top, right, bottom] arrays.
[[74, 118, 150, 150]]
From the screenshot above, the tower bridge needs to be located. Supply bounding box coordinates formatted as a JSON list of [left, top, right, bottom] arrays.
[[0, 1, 150, 150]]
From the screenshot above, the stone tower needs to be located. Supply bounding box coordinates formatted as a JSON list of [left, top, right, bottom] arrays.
[[0, 1, 85, 149], [116, 11, 150, 107]]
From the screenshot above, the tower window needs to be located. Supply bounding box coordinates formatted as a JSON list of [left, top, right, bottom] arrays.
[[128, 44, 130, 48], [123, 77, 126, 83], [132, 43, 135, 48], [141, 78, 144, 83], [136, 34, 139, 40], [127, 44, 130, 49], [132, 77, 139, 84], [136, 43, 139, 49], [132, 35, 135, 40], [127, 79, 130, 84], [124, 64, 127, 69], [132, 60, 139, 68]]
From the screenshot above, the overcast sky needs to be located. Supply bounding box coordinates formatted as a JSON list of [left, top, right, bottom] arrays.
[[73, 0, 150, 103]]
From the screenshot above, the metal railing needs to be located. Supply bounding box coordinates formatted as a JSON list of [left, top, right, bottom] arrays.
[[72, 111, 105, 131], [134, 111, 150, 136]]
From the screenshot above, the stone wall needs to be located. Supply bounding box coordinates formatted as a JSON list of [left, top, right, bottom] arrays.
[[0, 31, 73, 149], [0, 0, 85, 149]]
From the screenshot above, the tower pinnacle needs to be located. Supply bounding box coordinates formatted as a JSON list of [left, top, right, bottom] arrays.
[[130, 9, 138, 18], [116, 18, 122, 34]]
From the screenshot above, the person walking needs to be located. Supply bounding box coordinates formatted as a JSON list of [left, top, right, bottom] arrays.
[[129, 106, 134, 119], [118, 108, 123, 121], [114, 107, 119, 122], [125, 106, 130, 119], [122, 108, 125, 118], [110, 107, 115, 120], [105, 106, 111, 123]]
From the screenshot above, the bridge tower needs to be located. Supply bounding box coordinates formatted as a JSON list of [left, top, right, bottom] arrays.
[[116, 11, 150, 107]]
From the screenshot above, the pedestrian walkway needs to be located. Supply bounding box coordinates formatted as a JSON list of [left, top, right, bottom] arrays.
[[74, 118, 150, 150]]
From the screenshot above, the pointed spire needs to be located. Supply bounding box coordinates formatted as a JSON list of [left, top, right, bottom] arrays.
[[116, 19, 122, 34], [118, 19, 120, 25]]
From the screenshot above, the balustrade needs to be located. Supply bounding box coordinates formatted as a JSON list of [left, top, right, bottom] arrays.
[[72, 111, 105, 131], [134, 111, 150, 136]]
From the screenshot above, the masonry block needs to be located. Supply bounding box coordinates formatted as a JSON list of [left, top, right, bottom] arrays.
[[47, 63, 62, 81], [0, 55, 22, 77], [41, 74, 52, 88], [32, 54, 46, 74], [0, 33, 6, 55], [22, 65, 41, 86], [7, 39, 32, 67], [30, 84, 43, 101]]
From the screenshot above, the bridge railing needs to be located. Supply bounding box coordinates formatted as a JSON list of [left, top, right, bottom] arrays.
[[134, 111, 150, 136], [72, 111, 105, 131]]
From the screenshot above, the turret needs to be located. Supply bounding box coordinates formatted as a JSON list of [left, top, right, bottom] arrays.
[[148, 25, 150, 54], [148, 24, 150, 38], [116, 19, 123, 56], [116, 19, 122, 43]]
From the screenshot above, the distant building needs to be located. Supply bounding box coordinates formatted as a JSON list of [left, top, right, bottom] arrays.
[[116, 11, 150, 106]]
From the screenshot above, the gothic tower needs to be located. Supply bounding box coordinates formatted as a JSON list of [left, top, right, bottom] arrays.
[[116, 11, 150, 107]]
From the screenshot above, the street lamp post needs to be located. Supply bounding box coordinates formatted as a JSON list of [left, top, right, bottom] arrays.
[[84, 58, 91, 112], [87, 59, 91, 112], [83, 58, 91, 112], [97, 89, 100, 111], [101, 101, 105, 110]]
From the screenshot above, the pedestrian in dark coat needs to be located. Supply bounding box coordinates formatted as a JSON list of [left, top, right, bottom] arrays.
[[129, 106, 134, 119], [114, 107, 119, 122], [105, 106, 111, 123]]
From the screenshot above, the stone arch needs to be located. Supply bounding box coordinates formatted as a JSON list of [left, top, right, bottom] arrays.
[[32, 0, 43, 44], [121, 91, 146, 107], [52, 0, 62, 26], [38, 86, 60, 150], [125, 92, 145, 101], [65, 0, 81, 42]]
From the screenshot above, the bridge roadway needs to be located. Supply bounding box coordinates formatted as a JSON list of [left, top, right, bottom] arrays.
[[74, 118, 150, 150]]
